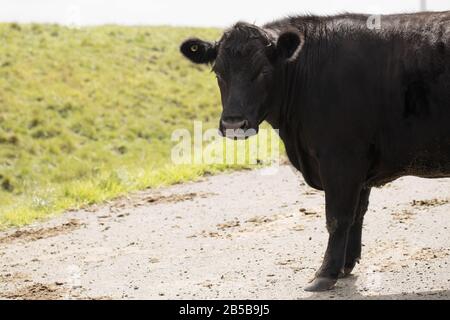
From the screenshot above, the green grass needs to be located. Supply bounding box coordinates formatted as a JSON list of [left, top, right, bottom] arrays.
[[0, 23, 280, 229]]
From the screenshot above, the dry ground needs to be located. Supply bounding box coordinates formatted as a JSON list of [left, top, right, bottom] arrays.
[[0, 165, 449, 299]]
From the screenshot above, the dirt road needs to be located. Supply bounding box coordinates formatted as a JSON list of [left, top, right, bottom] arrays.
[[0, 165, 449, 299]]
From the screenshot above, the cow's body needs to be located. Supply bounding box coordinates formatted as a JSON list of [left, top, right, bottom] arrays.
[[181, 11, 450, 291], [263, 12, 450, 189]]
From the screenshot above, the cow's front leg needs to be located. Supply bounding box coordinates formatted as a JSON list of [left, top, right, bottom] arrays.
[[304, 156, 366, 292]]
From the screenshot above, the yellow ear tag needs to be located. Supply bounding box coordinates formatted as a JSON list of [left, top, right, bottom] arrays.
[[190, 44, 199, 52]]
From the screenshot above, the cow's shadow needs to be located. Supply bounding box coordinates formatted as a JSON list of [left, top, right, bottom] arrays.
[[304, 275, 450, 300]]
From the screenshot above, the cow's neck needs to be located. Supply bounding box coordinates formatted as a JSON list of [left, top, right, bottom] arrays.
[[264, 26, 327, 135], [264, 54, 307, 134]]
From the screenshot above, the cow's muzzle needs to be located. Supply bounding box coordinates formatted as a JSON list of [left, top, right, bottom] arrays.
[[219, 116, 257, 140], [221, 116, 249, 130]]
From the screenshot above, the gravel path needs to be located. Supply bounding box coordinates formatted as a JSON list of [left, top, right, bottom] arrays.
[[0, 165, 449, 299]]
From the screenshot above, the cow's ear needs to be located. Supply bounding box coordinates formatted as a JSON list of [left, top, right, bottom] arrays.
[[275, 30, 304, 62], [180, 38, 217, 64]]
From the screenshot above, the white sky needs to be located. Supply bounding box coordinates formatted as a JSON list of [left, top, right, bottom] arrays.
[[0, 0, 449, 27]]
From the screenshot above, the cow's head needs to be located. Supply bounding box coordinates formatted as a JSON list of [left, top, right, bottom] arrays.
[[180, 22, 304, 139]]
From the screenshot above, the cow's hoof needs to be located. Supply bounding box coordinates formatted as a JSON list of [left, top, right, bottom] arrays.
[[304, 277, 337, 292]]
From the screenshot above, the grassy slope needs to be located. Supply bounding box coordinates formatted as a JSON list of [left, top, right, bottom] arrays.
[[0, 23, 277, 229]]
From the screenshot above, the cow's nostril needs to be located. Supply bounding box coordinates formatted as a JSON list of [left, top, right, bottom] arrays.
[[221, 118, 249, 130]]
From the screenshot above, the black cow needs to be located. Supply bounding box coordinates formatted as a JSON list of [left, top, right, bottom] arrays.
[[180, 12, 450, 291]]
